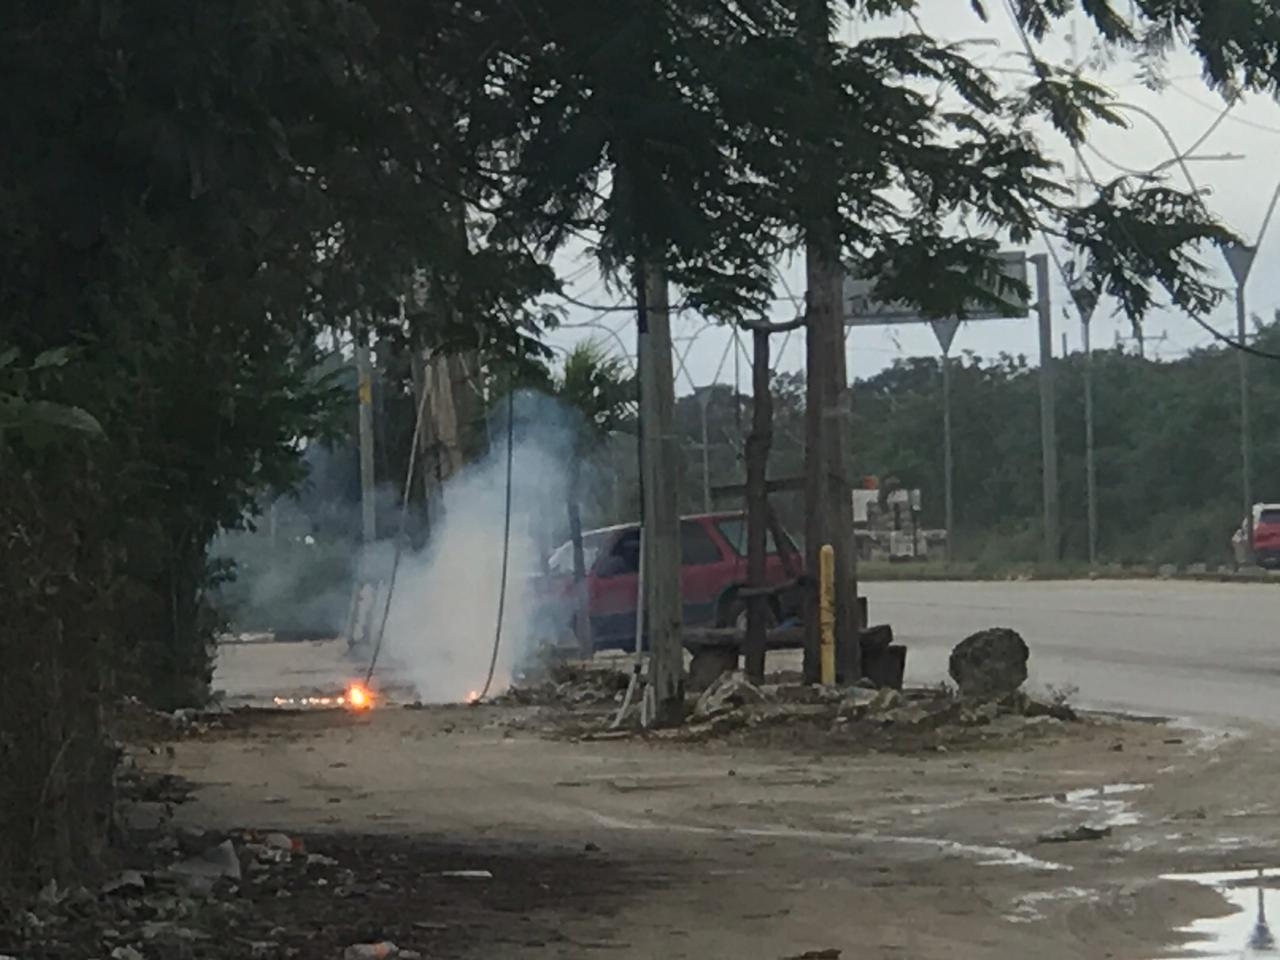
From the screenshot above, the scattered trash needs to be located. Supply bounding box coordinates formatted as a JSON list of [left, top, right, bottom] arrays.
[[436, 869, 493, 879], [949, 627, 1029, 699], [343, 942, 399, 960], [1037, 824, 1113, 844]]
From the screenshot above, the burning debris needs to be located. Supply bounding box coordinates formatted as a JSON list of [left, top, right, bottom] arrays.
[[270, 682, 376, 711]]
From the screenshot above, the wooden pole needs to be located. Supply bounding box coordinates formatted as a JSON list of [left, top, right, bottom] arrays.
[[744, 326, 772, 682], [637, 257, 684, 725]]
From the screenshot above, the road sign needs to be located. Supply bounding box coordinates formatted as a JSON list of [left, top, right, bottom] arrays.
[[1224, 242, 1257, 286], [843, 251, 1029, 326], [930, 318, 961, 355]]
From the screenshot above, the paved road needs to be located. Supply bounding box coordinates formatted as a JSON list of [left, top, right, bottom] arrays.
[[863, 579, 1280, 726]]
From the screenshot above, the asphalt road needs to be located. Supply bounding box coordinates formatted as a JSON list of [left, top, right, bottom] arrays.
[[864, 579, 1280, 727]]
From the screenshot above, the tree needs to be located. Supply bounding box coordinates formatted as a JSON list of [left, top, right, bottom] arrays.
[[553, 341, 635, 655]]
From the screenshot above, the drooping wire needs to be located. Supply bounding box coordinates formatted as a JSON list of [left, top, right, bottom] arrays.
[[475, 386, 517, 702]]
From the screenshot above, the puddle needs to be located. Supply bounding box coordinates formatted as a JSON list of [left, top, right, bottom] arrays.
[[587, 811, 1066, 870], [1047, 782, 1148, 828], [1157, 868, 1280, 958], [1006, 886, 1098, 923]]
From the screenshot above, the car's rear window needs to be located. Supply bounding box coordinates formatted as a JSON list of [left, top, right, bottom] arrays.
[[1260, 509, 1280, 525]]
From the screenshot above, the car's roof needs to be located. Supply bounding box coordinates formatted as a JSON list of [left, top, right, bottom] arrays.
[[580, 511, 746, 540]]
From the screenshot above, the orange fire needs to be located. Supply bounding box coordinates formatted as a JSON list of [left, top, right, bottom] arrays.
[[345, 682, 373, 711], [466, 690, 481, 704]]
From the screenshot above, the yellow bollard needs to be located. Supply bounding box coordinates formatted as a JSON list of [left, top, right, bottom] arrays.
[[819, 544, 836, 685]]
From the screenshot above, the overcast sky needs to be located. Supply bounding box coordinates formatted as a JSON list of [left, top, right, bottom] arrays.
[[539, 2, 1280, 395]]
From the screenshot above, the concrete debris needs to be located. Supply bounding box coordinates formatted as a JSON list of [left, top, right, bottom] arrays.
[[171, 838, 242, 884], [1038, 824, 1112, 844], [762, 684, 846, 705], [693, 671, 767, 720], [949, 628, 1029, 699], [110, 947, 145, 960], [306, 853, 339, 867], [437, 869, 493, 879], [102, 870, 147, 895], [343, 942, 399, 960], [263, 832, 300, 853]]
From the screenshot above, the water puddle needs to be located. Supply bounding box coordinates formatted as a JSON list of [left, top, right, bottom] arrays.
[[587, 811, 1065, 870], [1047, 782, 1148, 827], [1006, 886, 1098, 924], [1157, 868, 1280, 958]]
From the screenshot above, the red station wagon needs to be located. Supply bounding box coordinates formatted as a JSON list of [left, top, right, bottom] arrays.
[[539, 512, 803, 652]]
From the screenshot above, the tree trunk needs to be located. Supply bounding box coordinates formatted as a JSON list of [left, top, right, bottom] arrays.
[[799, 0, 860, 683], [744, 326, 772, 682], [637, 256, 684, 726], [566, 463, 592, 660]]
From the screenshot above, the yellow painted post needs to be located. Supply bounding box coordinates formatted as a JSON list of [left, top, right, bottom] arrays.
[[819, 544, 836, 685]]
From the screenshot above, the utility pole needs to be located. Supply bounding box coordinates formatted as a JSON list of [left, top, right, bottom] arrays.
[[356, 334, 377, 546], [800, 0, 859, 684], [1031, 254, 1059, 564], [697, 388, 712, 513], [637, 258, 684, 725]]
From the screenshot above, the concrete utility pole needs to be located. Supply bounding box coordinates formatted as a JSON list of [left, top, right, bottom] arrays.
[[697, 387, 713, 513], [356, 335, 377, 546], [637, 258, 684, 725], [1031, 254, 1059, 564]]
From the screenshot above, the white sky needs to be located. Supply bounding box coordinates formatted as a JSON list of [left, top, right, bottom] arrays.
[[541, 1, 1280, 393]]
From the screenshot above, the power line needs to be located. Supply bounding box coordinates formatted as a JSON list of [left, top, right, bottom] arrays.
[[1167, 84, 1280, 136], [999, 0, 1280, 362]]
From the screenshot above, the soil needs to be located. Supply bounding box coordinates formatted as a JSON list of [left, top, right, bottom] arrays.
[[7, 642, 1280, 960]]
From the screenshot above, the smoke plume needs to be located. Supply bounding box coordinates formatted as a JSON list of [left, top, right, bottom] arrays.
[[378, 392, 577, 701]]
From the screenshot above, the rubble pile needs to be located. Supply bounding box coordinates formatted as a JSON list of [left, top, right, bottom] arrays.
[[496, 662, 630, 708], [0, 818, 436, 960]]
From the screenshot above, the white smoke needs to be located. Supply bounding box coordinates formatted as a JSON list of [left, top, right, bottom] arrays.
[[379, 392, 577, 702]]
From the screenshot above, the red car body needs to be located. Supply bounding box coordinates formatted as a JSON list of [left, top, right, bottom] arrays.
[[540, 512, 802, 652]]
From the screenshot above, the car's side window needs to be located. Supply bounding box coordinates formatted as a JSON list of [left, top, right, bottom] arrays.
[[680, 521, 723, 566], [597, 529, 641, 576]]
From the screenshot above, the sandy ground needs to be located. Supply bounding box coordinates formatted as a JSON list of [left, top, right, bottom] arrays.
[[146, 637, 1280, 959]]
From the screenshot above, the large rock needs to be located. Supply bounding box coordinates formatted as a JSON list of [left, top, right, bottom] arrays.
[[949, 628, 1029, 699], [692, 671, 766, 720]]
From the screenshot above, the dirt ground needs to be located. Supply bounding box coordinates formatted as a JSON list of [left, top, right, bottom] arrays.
[[106, 641, 1280, 959], [14, 639, 1280, 960]]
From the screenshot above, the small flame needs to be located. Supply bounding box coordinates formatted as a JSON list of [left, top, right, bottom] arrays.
[[466, 690, 480, 704], [346, 683, 373, 710]]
